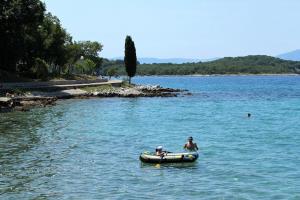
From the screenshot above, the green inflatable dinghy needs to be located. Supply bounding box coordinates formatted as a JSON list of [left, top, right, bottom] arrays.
[[140, 151, 198, 164]]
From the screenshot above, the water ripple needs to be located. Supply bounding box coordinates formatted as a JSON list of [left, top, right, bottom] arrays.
[[0, 76, 300, 199]]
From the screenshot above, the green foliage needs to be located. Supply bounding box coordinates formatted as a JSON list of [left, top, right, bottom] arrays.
[[81, 85, 113, 93], [77, 41, 103, 58], [0, 0, 103, 80], [36, 13, 71, 75], [63, 41, 103, 75], [107, 68, 117, 79], [0, 0, 45, 72], [102, 55, 300, 76], [76, 41, 103, 74], [124, 36, 137, 83], [74, 59, 96, 75], [32, 58, 49, 80]]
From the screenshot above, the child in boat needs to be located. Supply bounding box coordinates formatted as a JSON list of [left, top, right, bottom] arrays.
[[155, 146, 165, 156], [184, 136, 199, 151]]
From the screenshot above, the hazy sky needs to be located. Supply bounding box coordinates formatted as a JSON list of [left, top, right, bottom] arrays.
[[43, 0, 300, 59]]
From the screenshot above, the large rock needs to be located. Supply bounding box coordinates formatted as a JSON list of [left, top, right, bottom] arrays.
[[0, 97, 13, 107]]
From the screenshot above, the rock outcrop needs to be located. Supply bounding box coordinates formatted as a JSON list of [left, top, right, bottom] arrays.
[[91, 85, 183, 97], [0, 84, 189, 112]]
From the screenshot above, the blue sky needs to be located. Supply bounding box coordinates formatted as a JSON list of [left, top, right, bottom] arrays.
[[43, 0, 300, 59]]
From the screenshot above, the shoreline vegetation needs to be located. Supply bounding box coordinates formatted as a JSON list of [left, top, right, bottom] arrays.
[[102, 55, 300, 76]]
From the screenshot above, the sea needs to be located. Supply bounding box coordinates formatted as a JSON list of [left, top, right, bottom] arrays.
[[1, 75, 300, 199]]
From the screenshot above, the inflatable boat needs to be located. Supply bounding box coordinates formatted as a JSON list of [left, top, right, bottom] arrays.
[[140, 151, 198, 164]]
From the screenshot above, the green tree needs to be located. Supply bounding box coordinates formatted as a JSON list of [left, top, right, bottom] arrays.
[[0, 0, 45, 73], [32, 58, 49, 80], [77, 41, 103, 75], [37, 13, 71, 75], [0, 0, 104, 80], [74, 59, 96, 75], [124, 36, 137, 84], [107, 68, 117, 79], [64, 42, 82, 74]]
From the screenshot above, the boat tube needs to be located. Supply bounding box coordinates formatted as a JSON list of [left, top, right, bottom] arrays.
[[140, 151, 198, 164]]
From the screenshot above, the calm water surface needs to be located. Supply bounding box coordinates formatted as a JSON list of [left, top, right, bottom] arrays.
[[1, 76, 300, 199]]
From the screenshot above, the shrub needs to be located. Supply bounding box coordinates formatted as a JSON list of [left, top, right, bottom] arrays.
[[32, 58, 49, 80], [107, 68, 117, 79]]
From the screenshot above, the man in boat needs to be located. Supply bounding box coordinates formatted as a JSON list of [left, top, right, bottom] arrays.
[[184, 136, 199, 151]]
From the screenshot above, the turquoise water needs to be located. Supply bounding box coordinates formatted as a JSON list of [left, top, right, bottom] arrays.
[[1, 76, 300, 199]]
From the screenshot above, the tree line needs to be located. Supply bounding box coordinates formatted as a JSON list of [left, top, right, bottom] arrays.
[[102, 55, 300, 76], [0, 0, 103, 80]]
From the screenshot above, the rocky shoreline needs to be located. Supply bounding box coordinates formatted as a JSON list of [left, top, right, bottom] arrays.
[[0, 84, 190, 112], [91, 85, 187, 97]]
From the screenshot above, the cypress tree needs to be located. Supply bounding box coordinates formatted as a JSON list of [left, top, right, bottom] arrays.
[[124, 36, 137, 84]]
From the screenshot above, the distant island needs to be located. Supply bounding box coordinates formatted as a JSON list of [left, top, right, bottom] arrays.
[[102, 55, 300, 76], [111, 57, 219, 64], [277, 49, 300, 61]]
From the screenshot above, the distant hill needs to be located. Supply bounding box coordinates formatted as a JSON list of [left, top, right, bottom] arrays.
[[277, 49, 300, 61], [137, 57, 221, 64], [138, 57, 200, 64], [111, 57, 219, 64], [103, 55, 300, 75]]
